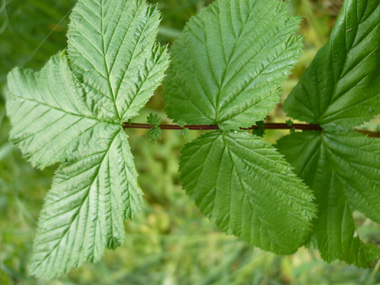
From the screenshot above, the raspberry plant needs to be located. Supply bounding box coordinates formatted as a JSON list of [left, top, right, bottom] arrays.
[[4, 0, 380, 279]]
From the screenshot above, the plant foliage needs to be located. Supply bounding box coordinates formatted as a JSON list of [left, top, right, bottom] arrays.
[[164, 0, 304, 130], [284, 1, 380, 130], [277, 0, 380, 267], [180, 131, 315, 254], [164, 0, 316, 254], [6, 0, 169, 278], [4, 0, 380, 279], [277, 131, 380, 267]]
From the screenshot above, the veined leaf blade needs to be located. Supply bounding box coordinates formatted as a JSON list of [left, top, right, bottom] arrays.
[[276, 131, 380, 267], [68, 0, 169, 122], [6, 0, 168, 279], [180, 131, 316, 254], [284, 1, 380, 129], [29, 129, 142, 279], [164, 0, 303, 130], [6, 54, 101, 169]]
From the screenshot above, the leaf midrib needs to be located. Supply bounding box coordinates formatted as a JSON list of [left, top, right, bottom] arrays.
[[32, 129, 121, 270], [10, 93, 118, 126]]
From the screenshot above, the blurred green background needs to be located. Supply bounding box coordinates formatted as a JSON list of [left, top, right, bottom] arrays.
[[1, 0, 380, 284]]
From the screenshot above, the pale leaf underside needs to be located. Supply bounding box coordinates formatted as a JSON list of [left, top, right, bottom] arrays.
[[30, 130, 142, 278], [68, 0, 169, 122], [6, 0, 169, 279], [6, 55, 97, 169], [7, 54, 144, 279]]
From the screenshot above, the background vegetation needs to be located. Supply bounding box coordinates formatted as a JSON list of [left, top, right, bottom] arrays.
[[1, 0, 380, 283]]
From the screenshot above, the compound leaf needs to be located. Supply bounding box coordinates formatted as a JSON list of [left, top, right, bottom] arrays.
[[180, 131, 316, 254], [6, 0, 168, 278], [164, 0, 303, 130], [277, 131, 380, 267], [7, 56, 143, 278], [68, 0, 169, 122], [284, 0, 380, 130]]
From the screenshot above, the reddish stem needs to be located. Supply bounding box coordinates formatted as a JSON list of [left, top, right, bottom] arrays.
[[122, 122, 380, 138], [123, 122, 323, 131]]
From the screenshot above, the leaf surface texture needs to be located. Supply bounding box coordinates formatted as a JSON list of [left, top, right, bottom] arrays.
[[164, 0, 303, 130], [30, 129, 142, 278], [7, 55, 98, 168], [6, 0, 168, 278], [277, 131, 380, 267], [68, 0, 169, 121], [180, 131, 316, 254], [284, 0, 380, 129]]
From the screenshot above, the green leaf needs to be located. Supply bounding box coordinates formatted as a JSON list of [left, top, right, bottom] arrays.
[[180, 127, 189, 137], [147, 113, 161, 127], [276, 131, 380, 267], [176, 119, 186, 128], [6, 0, 169, 278], [286, 119, 293, 126], [180, 131, 316, 254], [252, 120, 265, 137], [148, 126, 162, 142], [7, 55, 142, 278], [164, 0, 303, 130], [6, 55, 100, 169], [30, 129, 142, 279], [284, 1, 380, 130], [68, 0, 169, 122]]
